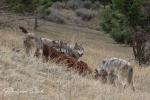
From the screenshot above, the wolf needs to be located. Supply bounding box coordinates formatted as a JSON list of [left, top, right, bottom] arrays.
[[95, 57, 135, 91]]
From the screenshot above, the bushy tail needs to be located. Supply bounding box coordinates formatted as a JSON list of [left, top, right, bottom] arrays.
[[128, 67, 135, 91], [128, 67, 133, 84], [19, 26, 28, 34]]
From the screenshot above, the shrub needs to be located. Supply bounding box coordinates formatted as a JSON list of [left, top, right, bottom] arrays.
[[5, 0, 62, 13], [40, 0, 53, 9], [5, 0, 40, 12], [82, 0, 100, 10], [76, 8, 97, 21], [98, 0, 112, 7], [91, 1, 101, 10], [82, 0, 92, 9], [45, 8, 67, 24], [66, 0, 83, 10], [101, 6, 132, 44], [101, 6, 113, 33], [67, 16, 82, 25], [111, 29, 132, 44], [12, 3, 25, 12], [51, 1, 66, 9], [38, 6, 51, 18]]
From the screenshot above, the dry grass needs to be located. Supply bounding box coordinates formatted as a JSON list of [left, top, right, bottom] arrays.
[[0, 25, 150, 100]]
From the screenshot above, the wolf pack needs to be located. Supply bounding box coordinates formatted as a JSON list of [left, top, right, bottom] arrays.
[[19, 26, 135, 91]]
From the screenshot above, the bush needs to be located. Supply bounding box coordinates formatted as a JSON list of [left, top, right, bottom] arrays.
[[5, 0, 40, 12], [101, 6, 132, 44], [45, 8, 67, 24], [51, 1, 66, 9], [82, 0, 100, 10], [66, 0, 83, 10], [76, 8, 97, 21], [38, 6, 51, 18], [101, 6, 113, 33], [82, 0, 92, 9], [5, 0, 63, 13], [92, 1, 101, 9], [39, 0, 53, 9], [67, 16, 82, 25], [111, 29, 132, 44]]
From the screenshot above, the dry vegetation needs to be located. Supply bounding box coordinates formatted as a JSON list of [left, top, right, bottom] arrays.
[[42, 0, 100, 30], [0, 20, 150, 99]]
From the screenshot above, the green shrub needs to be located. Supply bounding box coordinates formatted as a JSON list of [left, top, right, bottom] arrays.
[[40, 0, 53, 9], [101, 6, 113, 33], [5, 0, 40, 12], [5, 0, 60, 13], [111, 29, 132, 44], [101, 0, 143, 44], [101, 7, 132, 44], [12, 4, 25, 12]]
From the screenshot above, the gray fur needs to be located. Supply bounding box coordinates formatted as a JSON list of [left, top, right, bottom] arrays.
[[97, 57, 135, 91]]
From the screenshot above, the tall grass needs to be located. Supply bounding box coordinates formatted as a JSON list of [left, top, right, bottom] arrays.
[[0, 29, 150, 100]]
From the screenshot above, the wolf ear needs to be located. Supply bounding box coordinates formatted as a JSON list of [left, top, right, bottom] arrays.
[[95, 69, 98, 74], [19, 26, 28, 34], [102, 59, 107, 64], [75, 42, 78, 46]]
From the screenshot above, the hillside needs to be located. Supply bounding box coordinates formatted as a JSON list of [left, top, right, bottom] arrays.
[[0, 21, 150, 99]]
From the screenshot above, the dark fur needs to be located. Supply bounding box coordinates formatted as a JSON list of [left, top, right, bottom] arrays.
[[75, 61, 92, 75], [19, 26, 28, 34], [42, 43, 92, 76]]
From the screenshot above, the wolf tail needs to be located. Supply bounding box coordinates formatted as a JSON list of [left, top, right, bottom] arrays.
[[128, 67, 135, 91], [19, 26, 28, 34]]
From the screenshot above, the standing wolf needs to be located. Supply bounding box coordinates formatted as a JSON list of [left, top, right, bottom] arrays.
[[19, 26, 43, 57], [19, 26, 36, 56], [19, 26, 84, 59], [95, 57, 135, 91]]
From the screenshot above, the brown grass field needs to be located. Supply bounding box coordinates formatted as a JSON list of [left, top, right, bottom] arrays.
[[0, 17, 150, 100]]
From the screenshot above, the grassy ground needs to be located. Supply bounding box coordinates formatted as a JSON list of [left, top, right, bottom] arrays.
[[0, 19, 150, 100]]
